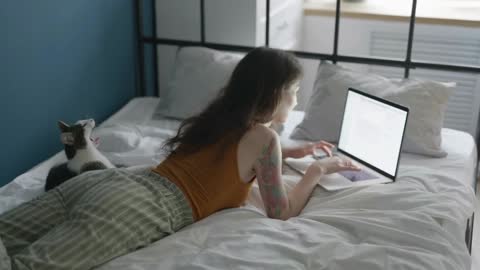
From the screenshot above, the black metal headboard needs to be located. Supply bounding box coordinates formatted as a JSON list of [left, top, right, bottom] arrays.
[[135, 0, 480, 96], [134, 0, 479, 253]]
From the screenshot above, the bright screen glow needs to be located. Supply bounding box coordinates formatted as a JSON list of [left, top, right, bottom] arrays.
[[338, 90, 408, 176]]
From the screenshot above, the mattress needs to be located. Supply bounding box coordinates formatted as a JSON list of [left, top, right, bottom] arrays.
[[0, 97, 477, 270]]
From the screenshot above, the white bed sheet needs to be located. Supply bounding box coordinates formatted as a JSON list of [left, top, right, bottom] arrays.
[[0, 97, 477, 270]]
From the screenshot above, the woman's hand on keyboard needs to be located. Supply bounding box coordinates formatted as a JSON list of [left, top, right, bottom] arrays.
[[307, 156, 361, 176], [283, 140, 335, 159]]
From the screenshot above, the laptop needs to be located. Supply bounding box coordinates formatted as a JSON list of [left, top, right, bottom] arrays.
[[285, 87, 409, 191]]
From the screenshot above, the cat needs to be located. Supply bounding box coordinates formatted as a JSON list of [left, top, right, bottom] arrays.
[[45, 119, 115, 191]]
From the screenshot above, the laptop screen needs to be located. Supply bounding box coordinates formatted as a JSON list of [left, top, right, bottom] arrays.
[[338, 89, 408, 177]]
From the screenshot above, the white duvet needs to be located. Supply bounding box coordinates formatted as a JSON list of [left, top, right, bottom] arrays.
[[0, 123, 476, 270]]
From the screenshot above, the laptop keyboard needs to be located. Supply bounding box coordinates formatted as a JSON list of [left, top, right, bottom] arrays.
[[338, 170, 377, 182]]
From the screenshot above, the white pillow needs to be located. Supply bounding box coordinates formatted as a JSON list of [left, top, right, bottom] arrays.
[[291, 63, 455, 157], [93, 125, 141, 153], [154, 46, 243, 119]]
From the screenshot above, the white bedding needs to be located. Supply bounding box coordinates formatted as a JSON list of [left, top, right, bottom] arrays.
[[0, 97, 477, 270]]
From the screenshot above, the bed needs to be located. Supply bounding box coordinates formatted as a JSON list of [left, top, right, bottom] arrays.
[[1, 0, 479, 268], [0, 97, 476, 269]]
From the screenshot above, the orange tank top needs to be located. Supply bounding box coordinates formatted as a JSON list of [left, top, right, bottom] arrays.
[[152, 140, 254, 221]]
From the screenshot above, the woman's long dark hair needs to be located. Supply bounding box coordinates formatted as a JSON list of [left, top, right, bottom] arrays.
[[163, 47, 302, 155]]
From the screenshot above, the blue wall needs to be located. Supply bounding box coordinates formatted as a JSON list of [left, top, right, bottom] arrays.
[[0, 0, 137, 186]]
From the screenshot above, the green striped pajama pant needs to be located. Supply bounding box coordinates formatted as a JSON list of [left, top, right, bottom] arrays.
[[0, 167, 194, 270]]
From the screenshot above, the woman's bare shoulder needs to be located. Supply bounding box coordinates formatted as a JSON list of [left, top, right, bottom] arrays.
[[239, 125, 279, 155], [237, 125, 279, 181], [245, 125, 278, 143]]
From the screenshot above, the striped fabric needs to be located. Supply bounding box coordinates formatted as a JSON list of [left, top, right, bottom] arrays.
[[0, 167, 193, 270]]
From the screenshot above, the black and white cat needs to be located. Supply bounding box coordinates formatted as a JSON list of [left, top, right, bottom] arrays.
[[45, 119, 115, 191]]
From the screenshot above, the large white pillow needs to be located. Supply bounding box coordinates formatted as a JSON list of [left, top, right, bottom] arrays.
[[154, 46, 243, 119], [291, 63, 455, 157], [93, 124, 141, 153]]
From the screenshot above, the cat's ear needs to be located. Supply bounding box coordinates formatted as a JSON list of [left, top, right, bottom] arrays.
[[58, 121, 70, 132]]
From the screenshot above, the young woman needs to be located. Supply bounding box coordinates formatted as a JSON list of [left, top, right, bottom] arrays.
[[0, 47, 359, 270]]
